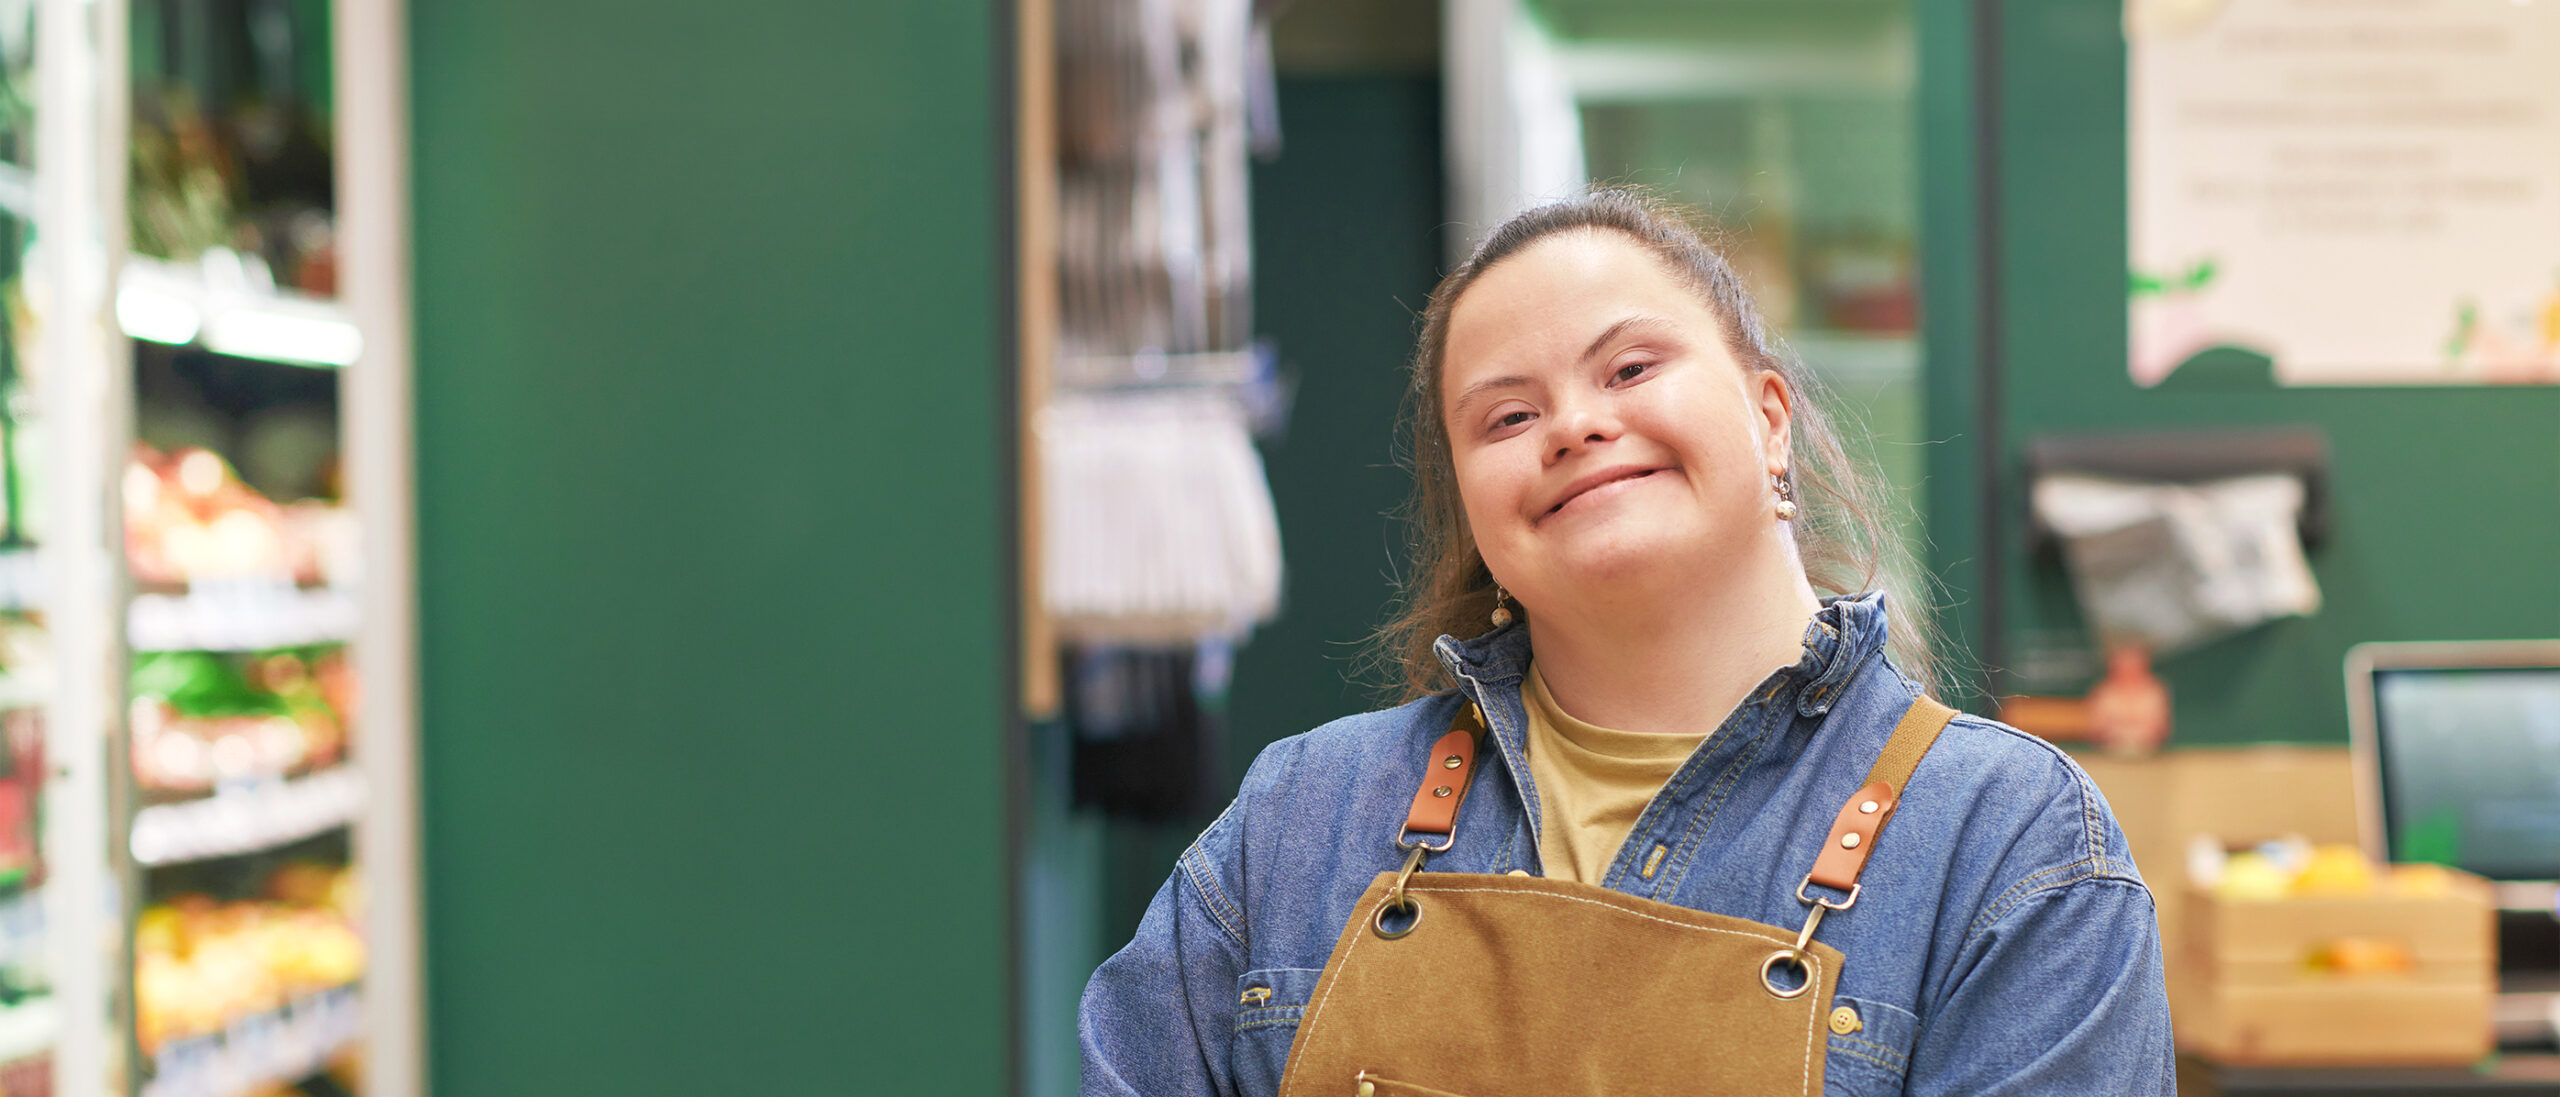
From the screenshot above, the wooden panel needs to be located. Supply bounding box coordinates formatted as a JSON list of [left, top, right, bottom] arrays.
[[2186, 984, 2493, 1066], [1021, 0, 1059, 718]]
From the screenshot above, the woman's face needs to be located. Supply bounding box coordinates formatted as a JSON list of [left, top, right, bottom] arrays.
[[1440, 230, 1793, 613]]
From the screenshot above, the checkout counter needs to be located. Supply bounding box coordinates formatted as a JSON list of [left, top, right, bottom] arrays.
[[2062, 642, 2560, 1095]]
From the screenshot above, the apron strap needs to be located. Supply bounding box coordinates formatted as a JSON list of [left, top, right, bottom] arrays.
[[1764, 695, 1960, 995], [1396, 700, 1487, 853], [1804, 695, 1960, 896]]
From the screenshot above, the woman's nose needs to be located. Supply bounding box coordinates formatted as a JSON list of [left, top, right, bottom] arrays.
[[1543, 396, 1622, 462]]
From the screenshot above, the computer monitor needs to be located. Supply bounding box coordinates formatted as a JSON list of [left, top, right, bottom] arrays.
[[2347, 640, 2560, 1048], [2346, 640, 2560, 889]]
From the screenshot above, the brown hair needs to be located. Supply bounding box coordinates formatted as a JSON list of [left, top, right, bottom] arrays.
[[1371, 188, 1947, 701]]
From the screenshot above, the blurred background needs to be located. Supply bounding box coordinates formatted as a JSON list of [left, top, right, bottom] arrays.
[[0, 0, 2542, 1095]]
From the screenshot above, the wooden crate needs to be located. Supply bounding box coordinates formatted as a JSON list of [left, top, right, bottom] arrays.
[[2074, 746, 2364, 983], [2174, 873, 2496, 1066]]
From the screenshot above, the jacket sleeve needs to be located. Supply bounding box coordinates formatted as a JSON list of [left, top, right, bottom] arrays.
[[1903, 875, 2177, 1097], [1079, 800, 1253, 1096]]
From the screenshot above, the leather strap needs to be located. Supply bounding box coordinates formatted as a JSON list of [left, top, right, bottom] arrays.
[[1806, 696, 1958, 893], [1400, 702, 1486, 847]]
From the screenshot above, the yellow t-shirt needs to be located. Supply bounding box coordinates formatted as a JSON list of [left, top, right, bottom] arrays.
[[1521, 662, 1711, 884]]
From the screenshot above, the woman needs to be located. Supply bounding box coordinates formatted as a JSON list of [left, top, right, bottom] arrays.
[[1080, 191, 2174, 1096]]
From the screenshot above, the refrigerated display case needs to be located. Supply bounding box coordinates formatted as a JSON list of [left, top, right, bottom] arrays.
[[0, 2, 60, 1094], [17, 0, 412, 1093]]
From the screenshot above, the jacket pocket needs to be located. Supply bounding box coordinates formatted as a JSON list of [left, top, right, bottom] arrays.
[[1232, 967, 1323, 1097], [1823, 994, 1918, 1096]]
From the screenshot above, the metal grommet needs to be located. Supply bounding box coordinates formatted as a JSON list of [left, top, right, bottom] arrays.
[[1443, 755, 1463, 769], [1839, 832, 1861, 850], [1760, 949, 1813, 999], [1373, 897, 1423, 939], [1859, 800, 1880, 814]]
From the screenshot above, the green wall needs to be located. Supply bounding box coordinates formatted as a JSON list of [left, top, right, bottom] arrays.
[[410, 3, 1014, 1092], [1921, 0, 2560, 741], [1229, 74, 1446, 764]]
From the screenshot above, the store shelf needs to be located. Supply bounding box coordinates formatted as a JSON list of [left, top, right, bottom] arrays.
[[142, 984, 360, 1097], [129, 585, 360, 652], [0, 889, 40, 972], [0, 550, 39, 613], [0, 996, 58, 1068], [0, 162, 29, 222], [1785, 331, 1919, 387], [1559, 40, 1913, 101], [132, 766, 365, 867], [0, 674, 40, 714], [118, 253, 363, 369]]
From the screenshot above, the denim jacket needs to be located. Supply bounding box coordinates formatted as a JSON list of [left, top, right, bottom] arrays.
[[1081, 594, 2175, 1096]]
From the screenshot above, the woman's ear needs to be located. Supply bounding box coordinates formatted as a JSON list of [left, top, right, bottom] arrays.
[[1755, 369, 1795, 475]]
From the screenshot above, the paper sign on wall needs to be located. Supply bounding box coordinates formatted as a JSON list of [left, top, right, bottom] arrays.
[[2129, 0, 2560, 386]]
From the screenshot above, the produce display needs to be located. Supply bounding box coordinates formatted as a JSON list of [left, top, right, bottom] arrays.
[[0, 709, 37, 889], [2192, 840, 2464, 978], [135, 863, 362, 1055], [129, 34, 338, 298], [0, 1, 378, 1092], [131, 649, 350, 794], [0, 620, 42, 889], [0, 1055, 49, 1097], [2197, 839, 2458, 902], [125, 446, 355, 588]]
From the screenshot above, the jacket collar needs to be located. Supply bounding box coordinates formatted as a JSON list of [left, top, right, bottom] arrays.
[[1431, 590, 1892, 718]]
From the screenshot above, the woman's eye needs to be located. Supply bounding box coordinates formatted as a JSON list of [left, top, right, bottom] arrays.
[[1494, 410, 1534, 430], [1612, 361, 1653, 384]]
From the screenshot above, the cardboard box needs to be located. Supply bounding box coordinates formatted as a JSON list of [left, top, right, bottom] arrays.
[[2172, 873, 2495, 1065]]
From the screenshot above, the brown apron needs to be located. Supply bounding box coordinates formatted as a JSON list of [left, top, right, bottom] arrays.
[[1275, 695, 1959, 1097]]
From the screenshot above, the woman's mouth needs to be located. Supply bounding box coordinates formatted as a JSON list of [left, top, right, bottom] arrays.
[[1543, 468, 1661, 521]]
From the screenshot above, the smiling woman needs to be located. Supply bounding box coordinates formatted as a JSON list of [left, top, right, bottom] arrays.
[[1079, 191, 2175, 1097], [1382, 189, 1941, 708]]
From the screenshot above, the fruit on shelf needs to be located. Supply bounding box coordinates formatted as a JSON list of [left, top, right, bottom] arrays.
[[134, 862, 363, 1055], [2306, 936, 2417, 976], [131, 650, 348, 793], [2202, 841, 2454, 903], [2291, 843, 2380, 897], [2386, 861, 2458, 898], [2213, 851, 2293, 901], [0, 709, 38, 891], [125, 445, 356, 588]]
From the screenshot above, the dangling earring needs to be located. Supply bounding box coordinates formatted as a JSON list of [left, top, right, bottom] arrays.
[[1490, 586, 1514, 628], [1773, 471, 1798, 522]]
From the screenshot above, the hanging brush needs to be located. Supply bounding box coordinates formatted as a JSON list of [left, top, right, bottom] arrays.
[[1039, 384, 1281, 645]]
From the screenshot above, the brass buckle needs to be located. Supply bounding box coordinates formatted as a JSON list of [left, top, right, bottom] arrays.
[[1795, 876, 1862, 912], [1763, 876, 1858, 999], [1395, 827, 1455, 854]]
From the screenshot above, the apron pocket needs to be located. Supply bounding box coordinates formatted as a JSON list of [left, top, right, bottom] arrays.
[[1822, 994, 1918, 1096], [1354, 1075, 1474, 1097], [1233, 967, 1322, 1097]]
